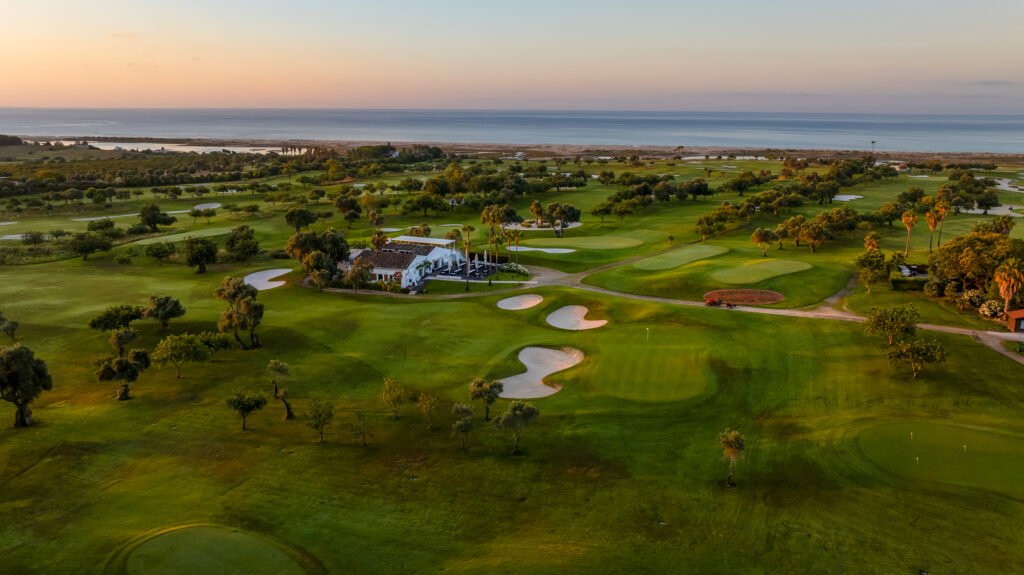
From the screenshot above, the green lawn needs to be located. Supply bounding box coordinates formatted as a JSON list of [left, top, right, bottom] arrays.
[[2, 260, 1024, 573], [844, 285, 1000, 331], [3, 160, 1024, 574]]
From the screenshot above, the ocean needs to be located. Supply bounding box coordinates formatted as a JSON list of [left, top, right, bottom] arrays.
[[0, 108, 1021, 154]]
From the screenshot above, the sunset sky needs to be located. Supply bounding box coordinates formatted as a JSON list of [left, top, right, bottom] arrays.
[[4, 0, 1023, 113]]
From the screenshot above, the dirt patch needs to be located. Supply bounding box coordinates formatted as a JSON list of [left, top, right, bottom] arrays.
[[704, 289, 785, 305]]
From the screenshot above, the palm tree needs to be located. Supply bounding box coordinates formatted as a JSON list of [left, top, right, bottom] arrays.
[[507, 229, 523, 265], [492, 230, 505, 283], [994, 260, 1024, 316], [864, 231, 880, 251], [461, 224, 475, 291], [925, 210, 941, 253], [371, 229, 387, 251], [935, 201, 949, 247], [901, 210, 918, 257]]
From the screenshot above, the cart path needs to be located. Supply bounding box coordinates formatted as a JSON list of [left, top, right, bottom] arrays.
[[310, 253, 1024, 365]]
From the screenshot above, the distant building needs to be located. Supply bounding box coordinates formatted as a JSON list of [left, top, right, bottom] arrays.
[[350, 235, 464, 289]]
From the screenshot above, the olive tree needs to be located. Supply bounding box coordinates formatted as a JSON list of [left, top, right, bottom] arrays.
[[0, 344, 53, 427], [492, 401, 538, 455], [469, 378, 503, 420], [142, 295, 185, 330], [226, 390, 268, 431], [719, 428, 746, 487], [887, 339, 947, 378], [306, 399, 334, 443], [864, 305, 920, 346], [451, 403, 475, 451], [95, 348, 151, 401], [152, 333, 211, 378], [380, 377, 408, 420], [267, 359, 293, 420]]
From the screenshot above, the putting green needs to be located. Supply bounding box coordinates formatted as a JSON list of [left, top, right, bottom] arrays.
[[123, 525, 307, 575], [524, 236, 642, 250], [584, 326, 712, 401], [857, 422, 1024, 499], [633, 244, 728, 270], [133, 227, 233, 245], [709, 259, 811, 284]]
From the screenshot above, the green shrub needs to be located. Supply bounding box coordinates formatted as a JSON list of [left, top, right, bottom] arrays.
[[923, 281, 941, 297], [943, 282, 959, 299], [889, 272, 929, 291]]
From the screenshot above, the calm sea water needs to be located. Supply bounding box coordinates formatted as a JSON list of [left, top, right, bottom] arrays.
[[0, 108, 1021, 153]]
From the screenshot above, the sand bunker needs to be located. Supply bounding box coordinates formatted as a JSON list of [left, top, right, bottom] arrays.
[[834, 194, 863, 202], [499, 346, 584, 398], [244, 269, 292, 290], [496, 294, 544, 310], [963, 205, 1024, 217], [995, 179, 1022, 192], [546, 305, 607, 330], [0, 222, 16, 226], [380, 227, 406, 232], [908, 175, 929, 178], [507, 246, 575, 254], [72, 203, 221, 221], [0, 234, 24, 241]]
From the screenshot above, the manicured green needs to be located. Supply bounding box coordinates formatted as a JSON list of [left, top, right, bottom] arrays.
[[856, 421, 1024, 499], [632, 244, 728, 270], [120, 526, 308, 575], [708, 259, 812, 284], [523, 235, 643, 250], [133, 227, 234, 245]]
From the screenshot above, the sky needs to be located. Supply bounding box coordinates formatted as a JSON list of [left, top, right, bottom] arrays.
[[3, 0, 1023, 113]]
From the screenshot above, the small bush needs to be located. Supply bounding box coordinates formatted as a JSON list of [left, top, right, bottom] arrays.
[[499, 262, 528, 275], [114, 253, 132, 265], [923, 281, 941, 297], [943, 283, 959, 299], [979, 300, 1003, 318], [126, 222, 150, 235], [962, 289, 986, 307], [268, 249, 290, 259]]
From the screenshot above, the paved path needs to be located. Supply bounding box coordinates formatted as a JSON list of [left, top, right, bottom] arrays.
[[308, 244, 1024, 365]]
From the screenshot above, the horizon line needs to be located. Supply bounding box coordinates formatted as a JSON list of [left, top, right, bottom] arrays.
[[2, 106, 1023, 118]]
